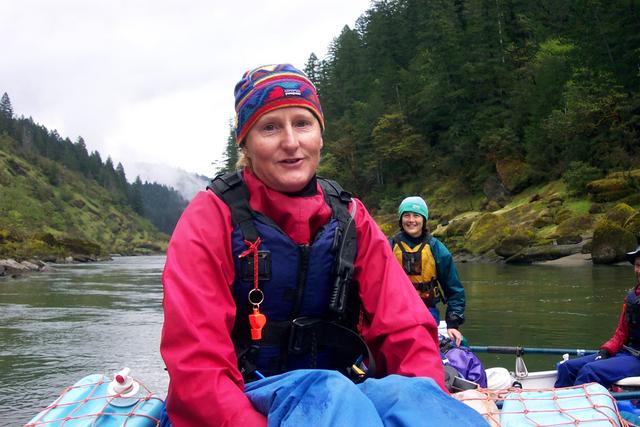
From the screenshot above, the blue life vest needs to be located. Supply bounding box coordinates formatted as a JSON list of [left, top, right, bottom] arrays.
[[625, 287, 640, 349], [209, 172, 374, 381]]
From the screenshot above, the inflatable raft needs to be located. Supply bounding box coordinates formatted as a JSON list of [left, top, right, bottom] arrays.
[[25, 360, 640, 426], [26, 368, 163, 427]]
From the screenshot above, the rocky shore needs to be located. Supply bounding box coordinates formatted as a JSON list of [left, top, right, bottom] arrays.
[[0, 258, 55, 277], [0, 255, 111, 278], [378, 170, 640, 266]]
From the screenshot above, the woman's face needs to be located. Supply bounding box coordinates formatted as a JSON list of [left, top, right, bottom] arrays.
[[402, 212, 424, 238], [244, 107, 323, 193]]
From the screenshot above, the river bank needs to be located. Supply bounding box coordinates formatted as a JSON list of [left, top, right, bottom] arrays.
[[1, 249, 620, 279], [0, 253, 157, 278], [0, 255, 113, 278], [380, 177, 639, 266]]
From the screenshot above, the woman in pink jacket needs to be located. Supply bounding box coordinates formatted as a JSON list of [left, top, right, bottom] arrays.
[[159, 64, 486, 426]]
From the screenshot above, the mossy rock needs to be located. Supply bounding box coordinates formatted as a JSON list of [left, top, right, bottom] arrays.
[[624, 212, 640, 242], [495, 158, 537, 193], [57, 236, 102, 256], [426, 219, 440, 230], [605, 203, 637, 227], [555, 214, 594, 237], [136, 242, 164, 252], [37, 232, 59, 247], [495, 231, 533, 258], [533, 209, 554, 228], [554, 208, 573, 224], [484, 200, 503, 212], [464, 213, 508, 255], [586, 173, 639, 203], [620, 193, 640, 207], [591, 219, 637, 264], [445, 216, 477, 238], [548, 194, 565, 204]]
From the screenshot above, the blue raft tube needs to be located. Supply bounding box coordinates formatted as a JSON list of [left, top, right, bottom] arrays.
[[26, 368, 164, 427]]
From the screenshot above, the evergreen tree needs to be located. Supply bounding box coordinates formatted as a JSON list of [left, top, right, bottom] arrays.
[[0, 92, 13, 119], [88, 151, 103, 180], [74, 137, 90, 176], [220, 121, 239, 173], [129, 176, 145, 215]]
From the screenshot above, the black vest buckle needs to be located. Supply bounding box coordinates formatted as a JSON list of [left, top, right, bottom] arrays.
[[240, 250, 272, 281], [288, 317, 323, 355]]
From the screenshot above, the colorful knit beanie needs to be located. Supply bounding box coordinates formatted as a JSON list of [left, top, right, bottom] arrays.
[[233, 64, 324, 144]]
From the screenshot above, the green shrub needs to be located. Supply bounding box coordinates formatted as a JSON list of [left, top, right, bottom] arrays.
[[562, 161, 603, 195]]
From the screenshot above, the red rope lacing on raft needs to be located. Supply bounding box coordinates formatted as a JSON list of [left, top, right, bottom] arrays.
[[25, 375, 162, 427], [239, 238, 262, 292], [452, 383, 631, 427]]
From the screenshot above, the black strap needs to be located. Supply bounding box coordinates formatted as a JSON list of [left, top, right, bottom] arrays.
[[237, 316, 376, 382], [443, 364, 479, 393], [393, 233, 430, 256], [208, 171, 259, 242], [318, 178, 358, 321]]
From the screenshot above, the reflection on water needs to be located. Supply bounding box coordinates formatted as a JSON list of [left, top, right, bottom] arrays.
[[0, 256, 635, 425], [455, 262, 633, 373], [0, 256, 168, 425]]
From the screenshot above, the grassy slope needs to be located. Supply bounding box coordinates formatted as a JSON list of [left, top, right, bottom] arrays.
[[0, 136, 168, 259]]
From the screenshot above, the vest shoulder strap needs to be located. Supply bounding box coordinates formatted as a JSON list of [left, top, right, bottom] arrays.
[[393, 232, 429, 255], [318, 177, 358, 322], [317, 177, 354, 221], [207, 171, 259, 242]]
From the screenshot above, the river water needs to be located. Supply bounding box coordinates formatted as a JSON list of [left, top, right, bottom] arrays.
[[0, 255, 635, 425]]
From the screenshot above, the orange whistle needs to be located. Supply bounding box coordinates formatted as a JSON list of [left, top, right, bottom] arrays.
[[249, 308, 267, 340]]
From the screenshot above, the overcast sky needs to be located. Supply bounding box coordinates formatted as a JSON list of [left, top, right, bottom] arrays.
[[1, 0, 371, 180]]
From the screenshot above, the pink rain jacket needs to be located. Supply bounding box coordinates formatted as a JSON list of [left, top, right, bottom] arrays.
[[160, 169, 445, 427]]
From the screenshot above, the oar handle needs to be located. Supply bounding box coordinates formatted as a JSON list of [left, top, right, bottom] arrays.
[[471, 346, 524, 355], [469, 346, 598, 356], [612, 391, 640, 401]]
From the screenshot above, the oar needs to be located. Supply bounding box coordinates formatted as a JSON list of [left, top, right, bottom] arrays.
[[612, 391, 640, 401], [469, 346, 598, 356]]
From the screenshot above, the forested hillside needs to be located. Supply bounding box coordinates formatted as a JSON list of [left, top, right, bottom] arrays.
[[0, 93, 187, 259], [215, 1, 639, 212], [213, 0, 640, 263], [301, 0, 639, 212], [308, 0, 640, 263]]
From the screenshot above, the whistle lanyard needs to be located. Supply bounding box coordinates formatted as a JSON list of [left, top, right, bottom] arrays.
[[239, 237, 267, 340]]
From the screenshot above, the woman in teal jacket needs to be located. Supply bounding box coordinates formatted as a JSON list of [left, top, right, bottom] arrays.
[[390, 196, 466, 345]]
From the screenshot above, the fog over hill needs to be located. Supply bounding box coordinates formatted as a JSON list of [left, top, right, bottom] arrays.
[[128, 162, 211, 201]]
